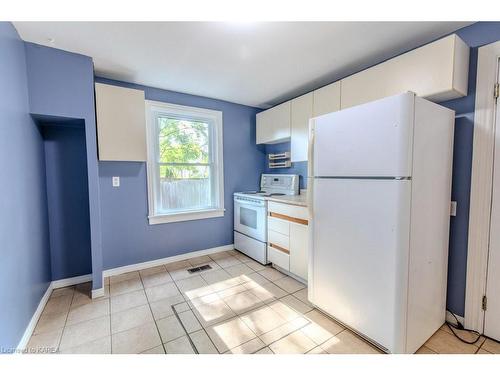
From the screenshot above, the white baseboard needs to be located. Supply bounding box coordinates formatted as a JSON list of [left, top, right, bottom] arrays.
[[91, 287, 105, 299], [102, 244, 234, 278], [446, 311, 465, 326], [15, 283, 53, 353], [51, 274, 92, 289], [16, 244, 233, 351], [16, 274, 92, 352]]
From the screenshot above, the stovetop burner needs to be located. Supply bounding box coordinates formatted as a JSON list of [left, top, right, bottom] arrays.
[[235, 174, 299, 200]]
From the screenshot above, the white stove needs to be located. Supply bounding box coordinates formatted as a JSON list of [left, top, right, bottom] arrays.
[[234, 174, 299, 264]]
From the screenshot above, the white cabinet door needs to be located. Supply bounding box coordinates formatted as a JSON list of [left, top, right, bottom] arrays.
[[289, 222, 308, 280], [341, 34, 469, 109], [313, 82, 341, 117], [95, 83, 146, 161], [484, 63, 500, 341], [291, 93, 313, 162], [256, 101, 291, 144]]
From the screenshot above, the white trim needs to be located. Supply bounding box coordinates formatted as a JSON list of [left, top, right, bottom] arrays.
[[465, 40, 500, 332], [15, 244, 232, 352], [271, 264, 307, 285], [16, 273, 95, 352], [148, 208, 225, 225], [145, 100, 225, 225], [91, 287, 105, 299], [15, 283, 53, 353], [51, 274, 92, 289], [446, 311, 465, 326], [103, 244, 233, 278]]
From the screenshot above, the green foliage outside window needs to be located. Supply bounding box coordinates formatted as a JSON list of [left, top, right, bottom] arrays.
[[157, 117, 210, 180]]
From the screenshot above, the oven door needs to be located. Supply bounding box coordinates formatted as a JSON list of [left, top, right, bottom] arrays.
[[234, 196, 267, 242]]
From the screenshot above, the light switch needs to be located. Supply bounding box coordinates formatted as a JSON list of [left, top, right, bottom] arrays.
[[112, 176, 120, 187]]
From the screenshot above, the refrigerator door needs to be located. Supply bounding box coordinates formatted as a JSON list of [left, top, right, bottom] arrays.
[[313, 93, 414, 178], [308, 178, 411, 353]]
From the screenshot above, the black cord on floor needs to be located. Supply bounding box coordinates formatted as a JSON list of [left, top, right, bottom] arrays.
[[445, 310, 483, 345]]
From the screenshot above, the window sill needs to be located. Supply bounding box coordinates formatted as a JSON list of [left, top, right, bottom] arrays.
[[148, 208, 225, 225]]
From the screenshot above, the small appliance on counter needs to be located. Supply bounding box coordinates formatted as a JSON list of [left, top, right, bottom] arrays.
[[233, 174, 299, 264]]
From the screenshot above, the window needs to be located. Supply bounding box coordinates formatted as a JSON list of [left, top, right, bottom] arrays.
[[145, 101, 224, 224]]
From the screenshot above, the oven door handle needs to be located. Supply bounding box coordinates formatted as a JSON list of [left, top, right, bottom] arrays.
[[234, 199, 265, 208]]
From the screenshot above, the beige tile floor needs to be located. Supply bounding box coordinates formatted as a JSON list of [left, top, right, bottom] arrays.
[[25, 250, 500, 354]]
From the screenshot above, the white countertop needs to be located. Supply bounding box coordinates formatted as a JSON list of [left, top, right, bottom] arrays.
[[266, 191, 308, 207]]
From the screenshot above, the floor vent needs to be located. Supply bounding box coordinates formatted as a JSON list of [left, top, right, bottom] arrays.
[[187, 264, 212, 274]]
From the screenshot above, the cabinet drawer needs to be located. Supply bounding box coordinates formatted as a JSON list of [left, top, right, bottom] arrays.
[[268, 230, 289, 251], [268, 216, 290, 236], [268, 201, 309, 223], [268, 245, 290, 271]]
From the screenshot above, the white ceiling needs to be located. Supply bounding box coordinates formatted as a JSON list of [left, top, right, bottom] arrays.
[[13, 22, 472, 108]]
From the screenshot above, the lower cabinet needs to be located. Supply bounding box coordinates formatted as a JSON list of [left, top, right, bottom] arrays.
[[267, 201, 309, 281]]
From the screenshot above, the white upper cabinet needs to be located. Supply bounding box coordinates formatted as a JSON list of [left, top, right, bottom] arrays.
[[290, 92, 313, 162], [95, 83, 147, 161], [256, 101, 291, 144], [313, 81, 341, 117], [255, 33, 469, 155], [341, 34, 469, 109]]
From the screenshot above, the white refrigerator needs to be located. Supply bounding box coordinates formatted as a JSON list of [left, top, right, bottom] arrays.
[[307, 92, 455, 353]]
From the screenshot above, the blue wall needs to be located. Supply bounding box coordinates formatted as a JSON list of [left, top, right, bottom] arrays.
[[41, 123, 92, 281], [264, 142, 308, 190], [95, 78, 266, 269], [0, 23, 52, 351], [24, 43, 104, 289]]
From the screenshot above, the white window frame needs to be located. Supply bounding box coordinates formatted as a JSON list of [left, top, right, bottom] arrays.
[[145, 100, 224, 224]]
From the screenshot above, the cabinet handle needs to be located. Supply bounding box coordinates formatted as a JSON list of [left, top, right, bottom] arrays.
[[269, 243, 290, 254], [269, 212, 308, 225]]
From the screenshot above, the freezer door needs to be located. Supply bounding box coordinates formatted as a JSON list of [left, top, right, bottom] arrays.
[[313, 93, 414, 178], [308, 178, 411, 353]]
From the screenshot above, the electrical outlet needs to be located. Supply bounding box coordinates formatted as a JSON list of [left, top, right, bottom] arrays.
[[112, 176, 120, 187], [450, 201, 457, 216]]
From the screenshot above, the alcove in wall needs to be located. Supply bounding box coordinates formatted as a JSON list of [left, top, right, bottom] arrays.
[[33, 114, 92, 281]]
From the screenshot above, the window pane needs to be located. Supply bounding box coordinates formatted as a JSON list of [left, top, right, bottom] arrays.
[[158, 165, 212, 212], [157, 117, 210, 164], [240, 207, 257, 229]]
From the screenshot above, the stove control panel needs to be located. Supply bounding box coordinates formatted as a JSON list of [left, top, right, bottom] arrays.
[[260, 174, 299, 195]]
